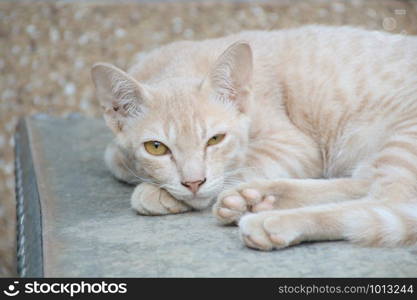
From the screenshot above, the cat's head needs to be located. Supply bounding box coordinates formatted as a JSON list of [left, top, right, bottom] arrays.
[[91, 42, 253, 210]]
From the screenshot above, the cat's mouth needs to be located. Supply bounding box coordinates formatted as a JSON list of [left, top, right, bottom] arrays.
[[163, 178, 224, 210], [166, 188, 219, 210]]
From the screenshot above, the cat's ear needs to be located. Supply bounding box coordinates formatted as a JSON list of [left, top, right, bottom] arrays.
[[206, 41, 253, 110], [91, 62, 149, 133]]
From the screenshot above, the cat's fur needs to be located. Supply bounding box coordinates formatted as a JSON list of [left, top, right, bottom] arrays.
[[92, 25, 417, 250]]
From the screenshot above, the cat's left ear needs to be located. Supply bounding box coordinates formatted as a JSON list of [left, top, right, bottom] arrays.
[[91, 62, 150, 134], [204, 41, 253, 111]]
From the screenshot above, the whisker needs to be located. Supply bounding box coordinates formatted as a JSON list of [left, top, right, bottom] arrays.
[[119, 158, 154, 184]]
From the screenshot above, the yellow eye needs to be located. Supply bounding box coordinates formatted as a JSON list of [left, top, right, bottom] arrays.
[[144, 141, 169, 156], [207, 134, 225, 146]]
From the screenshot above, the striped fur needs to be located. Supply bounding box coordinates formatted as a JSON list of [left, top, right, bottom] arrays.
[[92, 25, 417, 249]]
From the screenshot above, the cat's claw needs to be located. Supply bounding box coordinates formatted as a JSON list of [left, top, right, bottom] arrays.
[[213, 184, 277, 224], [131, 183, 191, 215], [239, 212, 301, 251]]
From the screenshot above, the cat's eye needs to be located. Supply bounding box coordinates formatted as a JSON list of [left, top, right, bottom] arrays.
[[207, 134, 226, 146], [144, 141, 169, 156]]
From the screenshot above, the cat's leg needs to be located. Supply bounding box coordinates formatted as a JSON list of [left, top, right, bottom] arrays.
[[104, 141, 140, 184], [213, 178, 371, 224], [238, 131, 417, 250], [131, 183, 192, 215], [239, 197, 417, 250]]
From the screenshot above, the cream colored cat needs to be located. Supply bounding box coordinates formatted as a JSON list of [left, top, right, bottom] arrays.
[[91, 25, 417, 251]]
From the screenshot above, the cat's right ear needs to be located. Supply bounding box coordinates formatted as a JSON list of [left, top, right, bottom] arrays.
[[204, 41, 253, 112], [91, 63, 149, 133]]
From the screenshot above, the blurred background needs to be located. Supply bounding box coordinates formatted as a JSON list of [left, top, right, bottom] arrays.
[[1, 0, 416, 276]]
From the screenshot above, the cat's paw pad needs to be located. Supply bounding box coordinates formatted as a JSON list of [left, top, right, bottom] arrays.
[[131, 183, 190, 215], [213, 185, 277, 224], [238, 212, 300, 251]]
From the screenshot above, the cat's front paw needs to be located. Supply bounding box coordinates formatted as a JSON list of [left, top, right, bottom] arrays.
[[239, 212, 302, 251], [212, 181, 278, 224], [131, 183, 191, 215]]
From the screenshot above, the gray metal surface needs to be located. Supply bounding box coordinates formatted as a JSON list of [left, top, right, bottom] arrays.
[[18, 115, 417, 277]]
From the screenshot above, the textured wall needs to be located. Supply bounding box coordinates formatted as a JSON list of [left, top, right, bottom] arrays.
[[1, 0, 416, 276]]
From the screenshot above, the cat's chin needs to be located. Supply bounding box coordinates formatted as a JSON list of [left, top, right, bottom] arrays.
[[182, 196, 215, 211]]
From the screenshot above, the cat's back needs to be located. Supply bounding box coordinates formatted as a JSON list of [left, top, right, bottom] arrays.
[[273, 26, 417, 127], [270, 26, 417, 177]]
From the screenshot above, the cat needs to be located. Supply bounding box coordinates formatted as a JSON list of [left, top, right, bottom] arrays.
[[91, 25, 417, 251]]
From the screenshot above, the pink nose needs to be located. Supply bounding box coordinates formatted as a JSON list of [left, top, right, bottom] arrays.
[[181, 178, 206, 194]]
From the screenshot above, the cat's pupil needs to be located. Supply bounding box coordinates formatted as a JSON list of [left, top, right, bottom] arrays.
[[154, 142, 160, 148]]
